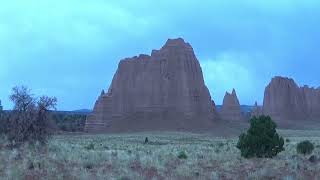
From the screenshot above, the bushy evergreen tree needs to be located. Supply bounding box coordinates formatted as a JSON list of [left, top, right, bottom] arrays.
[[237, 115, 284, 158]]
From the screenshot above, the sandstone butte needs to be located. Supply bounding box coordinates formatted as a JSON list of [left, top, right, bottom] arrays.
[[263, 76, 320, 122], [85, 38, 218, 132], [219, 89, 242, 121]]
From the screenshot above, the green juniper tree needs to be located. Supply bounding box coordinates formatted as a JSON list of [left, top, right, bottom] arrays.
[[237, 115, 285, 158]]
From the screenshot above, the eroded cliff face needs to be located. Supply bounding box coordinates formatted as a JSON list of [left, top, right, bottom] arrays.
[[220, 89, 242, 121], [301, 86, 320, 120], [262, 76, 320, 121], [85, 38, 218, 132], [263, 76, 307, 121]]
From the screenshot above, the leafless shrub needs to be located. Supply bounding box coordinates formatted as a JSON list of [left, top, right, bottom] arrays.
[[7, 86, 57, 145]]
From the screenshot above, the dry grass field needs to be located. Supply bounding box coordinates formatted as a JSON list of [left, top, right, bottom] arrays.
[[1, 130, 320, 180]]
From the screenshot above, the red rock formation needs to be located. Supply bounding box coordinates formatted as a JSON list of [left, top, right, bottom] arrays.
[[220, 89, 242, 120], [301, 86, 320, 120], [262, 76, 320, 121], [85, 38, 218, 132], [263, 76, 308, 121]]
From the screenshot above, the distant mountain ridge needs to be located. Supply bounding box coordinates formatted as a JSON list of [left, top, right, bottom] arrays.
[[216, 105, 255, 113], [58, 109, 92, 115], [72, 109, 92, 113]]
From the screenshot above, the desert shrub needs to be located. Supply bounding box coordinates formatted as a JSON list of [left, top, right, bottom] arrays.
[[297, 140, 314, 155], [85, 142, 95, 150], [144, 137, 149, 144], [218, 142, 224, 147], [84, 162, 94, 169], [7, 86, 57, 145], [237, 115, 284, 158], [309, 155, 318, 163], [178, 151, 188, 159]]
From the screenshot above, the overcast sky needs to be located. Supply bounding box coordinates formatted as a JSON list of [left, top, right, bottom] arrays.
[[1, 0, 320, 110]]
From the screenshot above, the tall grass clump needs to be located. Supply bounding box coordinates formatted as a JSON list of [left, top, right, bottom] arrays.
[[297, 140, 314, 155]]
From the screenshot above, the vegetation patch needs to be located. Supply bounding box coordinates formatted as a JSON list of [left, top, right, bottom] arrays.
[[177, 151, 188, 159], [0, 129, 320, 179], [84, 142, 95, 150], [237, 115, 285, 158], [297, 140, 314, 155]]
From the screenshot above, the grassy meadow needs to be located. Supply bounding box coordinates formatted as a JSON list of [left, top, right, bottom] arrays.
[[1, 130, 320, 180]]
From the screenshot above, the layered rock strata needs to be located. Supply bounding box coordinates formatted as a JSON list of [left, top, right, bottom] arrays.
[[85, 38, 218, 132], [263, 76, 320, 121]]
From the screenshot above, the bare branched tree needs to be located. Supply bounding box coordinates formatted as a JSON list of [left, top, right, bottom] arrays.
[[10, 86, 35, 112], [8, 86, 57, 145]]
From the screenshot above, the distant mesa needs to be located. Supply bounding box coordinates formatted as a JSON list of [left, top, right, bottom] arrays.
[[85, 39, 320, 132], [85, 38, 218, 133], [73, 109, 92, 113], [262, 76, 320, 122], [219, 89, 242, 121]]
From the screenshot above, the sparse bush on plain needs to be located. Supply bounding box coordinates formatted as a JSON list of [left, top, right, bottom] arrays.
[[144, 137, 149, 144], [85, 142, 95, 150], [297, 140, 314, 155], [84, 162, 94, 169], [7, 86, 57, 145], [1, 131, 320, 179], [178, 151, 188, 159], [218, 142, 224, 147], [309, 155, 318, 163], [237, 115, 285, 158]]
